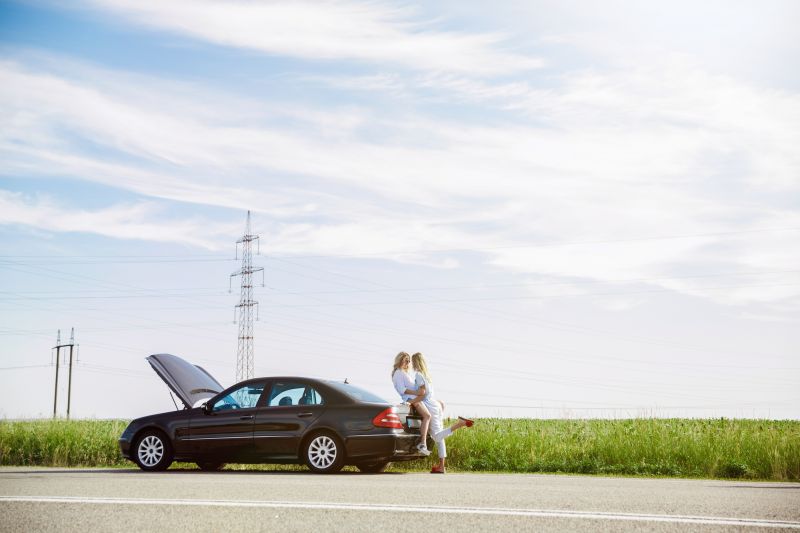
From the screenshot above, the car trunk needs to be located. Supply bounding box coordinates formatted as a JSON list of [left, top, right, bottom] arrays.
[[396, 403, 424, 434]]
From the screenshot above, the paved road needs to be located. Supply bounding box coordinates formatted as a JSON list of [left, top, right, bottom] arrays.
[[1, 467, 798, 532]]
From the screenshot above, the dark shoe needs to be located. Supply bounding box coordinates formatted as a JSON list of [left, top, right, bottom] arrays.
[[458, 416, 474, 428], [430, 465, 446, 474]]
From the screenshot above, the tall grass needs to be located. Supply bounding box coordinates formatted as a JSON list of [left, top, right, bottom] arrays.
[[392, 418, 800, 480], [1, 418, 797, 480], [0, 419, 128, 467]]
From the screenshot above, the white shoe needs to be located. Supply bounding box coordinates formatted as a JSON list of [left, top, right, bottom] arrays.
[[416, 442, 431, 456]]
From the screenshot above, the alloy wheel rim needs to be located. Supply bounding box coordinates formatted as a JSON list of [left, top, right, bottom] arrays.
[[308, 435, 337, 469], [138, 435, 164, 467]]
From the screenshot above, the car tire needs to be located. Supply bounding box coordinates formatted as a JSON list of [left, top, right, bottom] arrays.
[[133, 430, 173, 472], [356, 461, 390, 473], [196, 462, 225, 471], [303, 431, 345, 474]]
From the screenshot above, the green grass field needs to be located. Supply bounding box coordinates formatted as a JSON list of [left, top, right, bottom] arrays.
[[1, 418, 797, 480]]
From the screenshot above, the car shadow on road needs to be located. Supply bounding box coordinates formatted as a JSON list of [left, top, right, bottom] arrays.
[[1, 467, 410, 476], [162, 469, 407, 476], [1, 469, 141, 475]]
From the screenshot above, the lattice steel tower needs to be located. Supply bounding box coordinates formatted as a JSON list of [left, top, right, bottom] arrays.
[[231, 211, 264, 382]]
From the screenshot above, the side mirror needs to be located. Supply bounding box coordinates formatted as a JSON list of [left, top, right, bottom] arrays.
[[202, 402, 212, 414]]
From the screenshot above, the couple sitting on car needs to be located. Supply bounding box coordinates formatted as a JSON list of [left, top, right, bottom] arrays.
[[391, 351, 474, 474]]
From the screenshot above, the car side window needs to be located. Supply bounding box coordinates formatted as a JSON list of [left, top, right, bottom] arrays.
[[211, 383, 265, 412], [268, 382, 324, 407]]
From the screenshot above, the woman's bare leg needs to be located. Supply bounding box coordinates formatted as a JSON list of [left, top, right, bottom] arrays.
[[412, 400, 431, 449]]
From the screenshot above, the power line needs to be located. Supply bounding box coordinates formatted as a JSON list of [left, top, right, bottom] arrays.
[[256, 307, 799, 377], [259, 255, 798, 363], [248, 281, 800, 308], [1, 225, 796, 262], [3, 271, 796, 381], [447, 400, 800, 411], [260, 226, 800, 259], [255, 269, 800, 296], [0, 286, 228, 295], [1, 279, 795, 305], [247, 262, 799, 372], [0, 258, 235, 265], [0, 254, 226, 259], [7, 249, 789, 375], [0, 292, 229, 301], [2, 242, 795, 369], [252, 314, 798, 400], [2, 230, 796, 413]]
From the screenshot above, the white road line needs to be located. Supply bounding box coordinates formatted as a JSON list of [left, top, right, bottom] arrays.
[[1, 496, 799, 529]]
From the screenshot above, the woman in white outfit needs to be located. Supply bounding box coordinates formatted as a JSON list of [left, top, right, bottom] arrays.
[[391, 352, 432, 455], [411, 352, 473, 474]]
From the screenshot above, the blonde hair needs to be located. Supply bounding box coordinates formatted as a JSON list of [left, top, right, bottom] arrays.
[[411, 352, 432, 383], [392, 352, 410, 377]]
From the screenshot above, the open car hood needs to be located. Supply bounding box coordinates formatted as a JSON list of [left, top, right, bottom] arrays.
[[146, 353, 224, 409]]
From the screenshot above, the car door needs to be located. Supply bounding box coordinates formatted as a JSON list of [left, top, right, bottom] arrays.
[[253, 380, 325, 458], [190, 381, 266, 461]]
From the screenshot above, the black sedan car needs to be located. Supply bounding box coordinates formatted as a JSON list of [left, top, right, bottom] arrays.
[[119, 353, 429, 473]]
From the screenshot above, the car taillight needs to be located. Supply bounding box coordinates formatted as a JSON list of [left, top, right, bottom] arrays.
[[372, 407, 403, 429]]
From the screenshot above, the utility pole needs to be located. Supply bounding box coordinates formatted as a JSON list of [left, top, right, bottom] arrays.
[[52, 330, 61, 419], [52, 328, 77, 418], [66, 328, 76, 419], [230, 211, 264, 382]]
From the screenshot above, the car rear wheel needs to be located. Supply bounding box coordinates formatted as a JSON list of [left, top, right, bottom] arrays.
[[133, 430, 173, 471], [304, 431, 345, 474], [356, 461, 390, 473], [196, 462, 225, 471]]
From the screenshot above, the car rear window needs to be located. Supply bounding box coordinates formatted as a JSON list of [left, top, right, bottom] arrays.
[[325, 381, 388, 404]]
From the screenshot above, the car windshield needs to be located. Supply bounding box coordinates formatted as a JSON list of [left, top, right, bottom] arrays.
[[213, 383, 265, 411], [325, 381, 388, 404]]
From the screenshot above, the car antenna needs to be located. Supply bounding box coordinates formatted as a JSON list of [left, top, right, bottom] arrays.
[[344, 377, 349, 384]]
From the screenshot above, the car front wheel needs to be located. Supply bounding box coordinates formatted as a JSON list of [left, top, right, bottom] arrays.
[[303, 432, 345, 474], [133, 430, 173, 472]]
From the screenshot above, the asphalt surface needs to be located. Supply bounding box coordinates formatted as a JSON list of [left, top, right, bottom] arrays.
[[1, 467, 798, 532]]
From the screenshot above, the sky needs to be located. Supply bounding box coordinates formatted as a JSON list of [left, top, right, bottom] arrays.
[[0, 0, 798, 420]]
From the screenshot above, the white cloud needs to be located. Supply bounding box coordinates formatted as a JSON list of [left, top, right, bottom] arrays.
[[1, 2, 799, 422], [463, 0, 800, 88], [0, 190, 231, 248], [2, 51, 799, 306], [81, 0, 542, 76]]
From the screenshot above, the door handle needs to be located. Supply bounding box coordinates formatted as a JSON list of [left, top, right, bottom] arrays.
[[240, 415, 254, 420], [297, 412, 314, 418]]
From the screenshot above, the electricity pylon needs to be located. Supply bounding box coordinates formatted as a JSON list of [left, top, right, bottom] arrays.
[[230, 211, 264, 382]]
